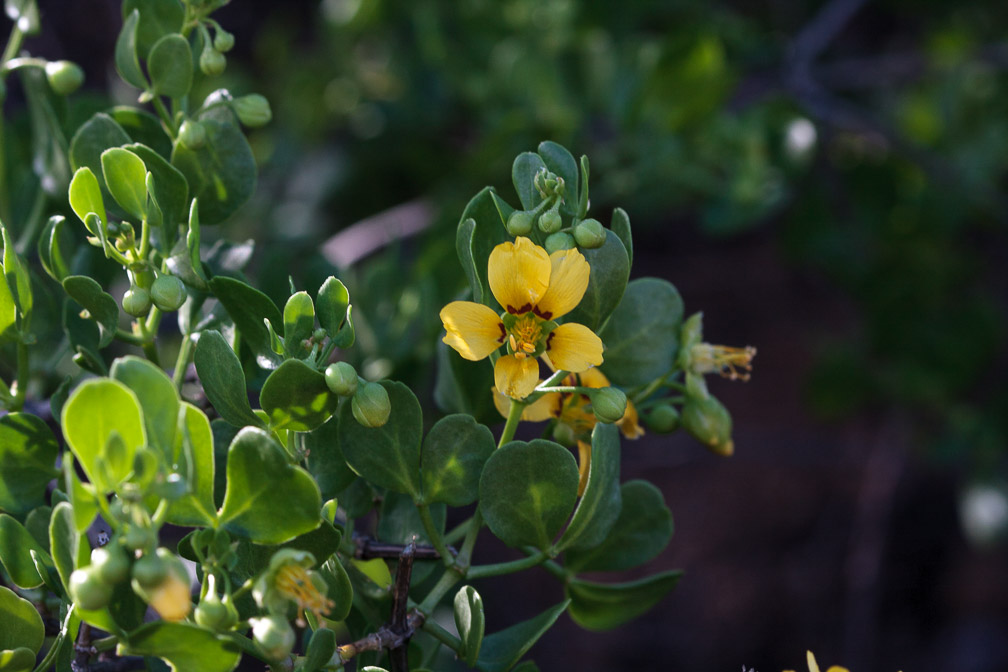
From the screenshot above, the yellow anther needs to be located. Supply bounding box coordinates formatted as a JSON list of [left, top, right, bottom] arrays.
[[690, 344, 757, 381]]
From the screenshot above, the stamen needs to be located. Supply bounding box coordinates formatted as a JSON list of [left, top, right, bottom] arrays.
[[690, 344, 757, 381], [275, 563, 334, 623], [507, 315, 544, 357]]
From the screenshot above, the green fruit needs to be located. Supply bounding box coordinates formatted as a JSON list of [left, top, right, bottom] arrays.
[[646, 404, 680, 433], [69, 567, 113, 610], [573, 218, 606, 248], [544, 232, 575, 255], [178, 120, 207, 149], [199, 47, 226, 76], [122, 287, 151, 317], [91, 544, 130, 585], [150, 274, 187, 311], [538, 209, 562, 234], [213, 29, 235, 52], [351, 381, 391, 428], [233, 94, 272, 127], [131, 553, 167, 588], [252, 615, 295, 660], [589, 387, 627, 424], [45, 60, 84, 95], [195, 594, 238, 631], [682, 394, 733, 456], [506, 210, 534, 236], [324, 362, 358, 396]]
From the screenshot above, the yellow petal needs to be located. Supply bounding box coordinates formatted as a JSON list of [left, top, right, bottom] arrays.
[[546, 322, 603, 372], [494, 354, 540, 400], [618, 401, 645, 439], [441, 301, 505, 361], [576, 440, 591, 496], [807, 651, 820, 672], [577, 367, 610, 389], [535, 248, 590, 319], [825, 668, 850, 672], [488, 237, 550, 315], [492, 386, 562, 422]]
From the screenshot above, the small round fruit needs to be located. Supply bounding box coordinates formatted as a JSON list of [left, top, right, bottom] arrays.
[[538, 209, 562, 234], [589, 387, 628, 424], [506, 210, 534, 236], [195, 594, 238, 631], [150, 274, 187, 311], [131, 553, 167, 589], [91, 544, 130, 585], [45, 60, 84, 95], [544, 232, 575, 255], [199, 47, 226, 76], [233, 94, 272, 128], [646, 404, 680, 433], [351, 381, 391, 428], [252, 615, 296, 660], [178, 120, 207, 149], [324, 361, 358, 396], [213, 29, 235, 52], [122, 287, 151, 317], [573, 218, 606, 248], [68, 567, 113, 611]]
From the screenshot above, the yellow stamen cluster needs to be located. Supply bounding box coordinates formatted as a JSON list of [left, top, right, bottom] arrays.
[[690, 344, 757, 381], [508, 315, 542, 359], [275, 563, 333, 624]]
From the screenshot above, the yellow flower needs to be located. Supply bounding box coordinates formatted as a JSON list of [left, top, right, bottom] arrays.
[[441, 237, 603, 400], [783, 650, 850, 672]]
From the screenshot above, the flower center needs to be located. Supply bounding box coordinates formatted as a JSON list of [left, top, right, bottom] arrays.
[[690, 344, 757, 380], [508, 315, 543, 359], [275, 564, 333, 620]]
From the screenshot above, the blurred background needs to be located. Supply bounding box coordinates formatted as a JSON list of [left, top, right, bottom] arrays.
[[7, 0, 1008, 669]]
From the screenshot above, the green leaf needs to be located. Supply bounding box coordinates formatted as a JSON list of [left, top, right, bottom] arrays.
[[478, 440, 579, 550], [0, 262, 17, 340], [61, 456, 98, 533], [338, 381, 422, 496], [0, 412, 58, 517], [319, 554, 353, 621], [101, 147, 147, 220], [114, 9, 147, 90], [21, 63, 70, 198], [282, 291, 314, 358], [433, 340, 496, 424], [576, 155, 589, 219], [62, 298, 106, 376], [316, 276, 354, 348], [304, 628, 337, 672], [260, 359, 339, 432], [454, 586, 484, 667], [48, 501, 83, 596], [68, 113, 133, 218], [511, 152, 547, 212], [376, 492, 445, 546], [167, 403, 216, 526], [420, 414, 494, 506], [61, 276, 118, 348], [610, 207, 632, 268], [126, 143, 188, 247], [208, 276, 282, 366], [0, 647, 36, 672], [218, 427, 321, 544], [457, 188, 511, 306], [555, 423, 621, 552], [119, 622, 240, 672], [38, 215, 72, 283], [564, 480, 674, 573], [0, 514, 48, 588], [2, 225, 32, 326], [61, 378, 146, 490], [476, 600, 569, 672], [147, 34, 192, 98], [564, 230, 629, 333], [0, 585, 44, 654], [537, 142, 578, 216], [68, 167, 107, 237], [598, 278, 684, 387], [121, 0, 185, 60], [110, 355, 179, 460], [305, 416, 356, 500], [171, 120, 256, 225], [110, 106, 173, 158], [566, 571, 683, 630], [193, 330, 264, 429]]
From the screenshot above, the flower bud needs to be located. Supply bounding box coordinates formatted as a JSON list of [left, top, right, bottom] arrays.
[[679, 312, 704, 353], [646, 404, 680, 433], [132, 549, 191, 621], [69, 567, 113, 611], [45, 60, 84, 96], [325, 361, 358, 396], [150, 274, 187, 311], [122, 287, 151, 317], [178, 119, 207, 149], [213, 29, 235, 52], [538, 208, 562, 234], [233, 94, 272, 128], [252, 615, 295, 661], [681, 395, 733, 456], [195, 592, 238, 631], [506, 210, 534, 236], [589, 386, 627, 424], [544, 232, 575, 255], [91, 543, 130, 585], [351, 381, 391, 428], [573, 218, 606, 248], [200, 47, 226, 77], [131, 552, 167, 588]]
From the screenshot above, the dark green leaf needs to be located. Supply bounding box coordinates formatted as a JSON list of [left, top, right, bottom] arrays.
[[48, 501, 83, 596], [478, 440, 579, 550], [121, 0, 185, 59], [555, 423, 621, 552], [0, 514, 47, 588], [171, 120, 256, 224], [476, 600, 569, 672], [260, 359, 339, 432], [114, 9, 147, 89], [305, 416, 355, 500], [454, 585, 484, 667], [610, 207, 632, 268], [147, 34, 191, 98], [457, 188, 511, 306], [564, 230, 629, 333], [208, 276, 282, 366], [433, 340, 496, 424], [0, 586, 44, 654], [511, 152, 547, 212], [62, 276, 118, 348], [576, 155, 589, 219], [566, 571, 682, 630], [304, 628, 337, 672], [120, 622, 240, 672], [0, 413, 58, 517], [37, 215, 71, 283], [420, 414, 495, 506], [61, 378, 145, 489], [193, 330, 264, 428], [376, 493, 444, 545], [110, 106, 173, 158], [21, 64, 70, 197], [62, 298, 107, 376], [126, 143, 188, 248]]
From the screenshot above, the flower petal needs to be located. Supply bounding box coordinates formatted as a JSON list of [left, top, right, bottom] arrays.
[[546, 322, 603, 372], [494, 354, 540, 400], [576, 440, 591, 496], [488, 237, 550, 315], [618, 401, 645, 439], [535, 248, 590, 319], [492, 386, 562, 422], [577, 367, 610, 389], [440, 301, 505, 361]]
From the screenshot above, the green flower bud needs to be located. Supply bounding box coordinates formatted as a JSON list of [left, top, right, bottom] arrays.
[[130, 265, 155, 289], [252, 615, 295, 661], [131, 552, 167, 589], [681, 394, 733, 456], [589, 386, 627, 424], [351, 381, 391, 428], [178, 119, 207, 149], [122, 287, 151, 317], [506, 210, 534, 236], [44, 60, 84, 96], [131, 549, 192, 622], [573, 218, 606, 248], [544, 231, 575, 255], [684, 371, 710, 400], [91, 544, 130, 585], [233, 94, 272, 128], [195, 593, 238, 631], [213, 29, 235, 53], [312, 328, 327, 341], [150, 274, 187, 311], [325, 361, 358, 396], [69, 567, 113, 611], [200, 47, 226, 77], [646, 404, 680, 433], [679, 312, 704, 353], [122, 525, 155, 552], [538, 208, 562, 234]]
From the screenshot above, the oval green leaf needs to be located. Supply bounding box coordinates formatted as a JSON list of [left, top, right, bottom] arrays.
[[260, 359, 338, 432], [110, 355, 180, 461], [555, 422, 621, 552], [511, 152, 547, 211], [208, 276, 282, 366], [283, 291, 314, 358], [305, 416, 356, 500], [171, 120, 256, 225], [147, 33, 192, 98], [454, 585, 484, 667], [193, 330, 264, 429], [316, 276, 354, 348], [0, 514, 47, 589], [0, 412, 58, 517], [566, 571, 683, 631], [0, 586, 44, 654], [119, 621, 240, 672], [166, 402, 216, 526], [564, 230, 630, 333], [68, 167, 106, 236], [114, 9, 147, 89], [101, 147, 147, 220], [420, 414, 495, 506]]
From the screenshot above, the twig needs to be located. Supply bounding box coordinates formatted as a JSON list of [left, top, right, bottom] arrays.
[[71, 623, 94, 672], [353, 533, 455, 561], [389, 541, 417, 672]]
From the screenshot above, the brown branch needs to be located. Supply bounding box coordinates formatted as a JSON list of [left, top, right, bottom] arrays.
[[388, 541, 417, 672], [353, 533, 456, 561]]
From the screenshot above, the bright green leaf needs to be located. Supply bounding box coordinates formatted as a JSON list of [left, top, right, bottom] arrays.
[[0, 412, 58, 517], [37, 215, 72, 283], [48, 501, 83, 596], [0, 585, 44, 654], [101, 147, 147, 220], [119, 622, 240, 672], [114, 9, 147, 90], [0, 514, 47, 588], [126, 143, 188, 248], [167, 403, 216, 526], [110, 355, 179, 460], [316, 276, 353, 348], [260, 359, 339, 432], [283, 291, 314, 358], [68, 167, 106, 237], [454, 585, 484, 667]]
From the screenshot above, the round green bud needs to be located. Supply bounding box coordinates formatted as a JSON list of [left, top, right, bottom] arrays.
[[351, 381, 391, 428], [325, 362, 358, 396], [646, 404, 680, 433], [233, 94, 272, 128], [122, 524, 154, 552], [199, 47, 226, 77], [178, 120, 207, 149], [252, 615, 296, 661], [312, 328, 327, 341], [150, 274, 187, 311], [213, 29, 235, 53], [131, 552, 167, 589], [589, 386, 627, 424], [44, 60, 84, 96], [544, 232, 575, 255], [506, 210, 534, 236], [195, 593, 238, 631], [91, 544, 130, 585], [681, 394, 733, 456], [69, 567, 113, 611], [538, 209, 562, 234], [573, 218, 606, 248], [122, 287, 152, 317]]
